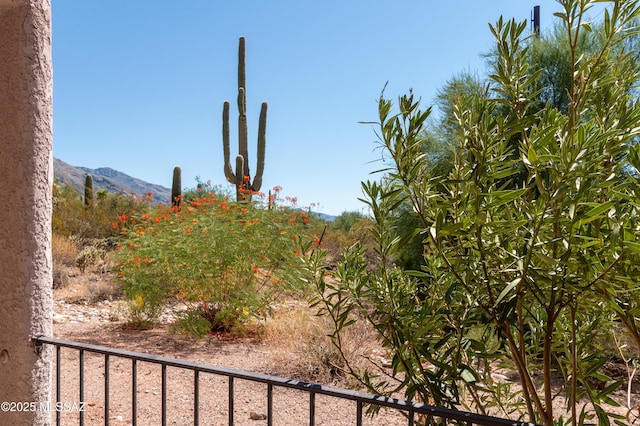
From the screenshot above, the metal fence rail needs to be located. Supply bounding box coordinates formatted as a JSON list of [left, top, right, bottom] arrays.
[[33, 335, 537, 426]]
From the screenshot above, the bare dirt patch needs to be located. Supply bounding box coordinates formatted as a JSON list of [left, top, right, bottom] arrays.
[[52, 272, 408, 425]]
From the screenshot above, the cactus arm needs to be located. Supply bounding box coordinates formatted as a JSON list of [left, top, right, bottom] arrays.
[[222, 101, 236, 182], [252, 102, 268, 192]]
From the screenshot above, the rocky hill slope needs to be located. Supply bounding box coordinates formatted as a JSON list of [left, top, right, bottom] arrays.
[[53, 158, 171, 204]]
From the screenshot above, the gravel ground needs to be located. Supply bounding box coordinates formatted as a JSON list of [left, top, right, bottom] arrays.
[[51, 281, 640, 425], [52, 300, 410, 426]]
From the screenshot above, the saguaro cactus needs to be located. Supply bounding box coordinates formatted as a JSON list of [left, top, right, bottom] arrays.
[[84, 174, 94, 211], [171, 165, 182, 208], [222, 36, 268, 202]]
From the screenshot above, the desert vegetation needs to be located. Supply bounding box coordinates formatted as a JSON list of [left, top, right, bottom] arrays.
[[51, 178, 373, 375], [303, 1, 640, 424], [51, 1, 640, 424]]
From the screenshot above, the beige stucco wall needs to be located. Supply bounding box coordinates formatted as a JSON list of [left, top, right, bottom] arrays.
[[0, 0, 53, 425]]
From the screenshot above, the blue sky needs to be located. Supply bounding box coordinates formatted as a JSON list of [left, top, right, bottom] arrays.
[[51, 1, 607, 216]]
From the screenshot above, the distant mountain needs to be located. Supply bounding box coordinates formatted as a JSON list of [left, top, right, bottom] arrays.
[[53, 158, 339, 219], [53, 158, 171, 204], [313, 212, 336, 222]]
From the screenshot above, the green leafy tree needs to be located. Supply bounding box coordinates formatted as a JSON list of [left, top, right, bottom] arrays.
[[426, 7, 640, 175], [307, 1, 640, 424], [330, 211, 365, 233], [390, 77, 486, 268], [388, 202, 424, 270], [394, 5, 640, 280]]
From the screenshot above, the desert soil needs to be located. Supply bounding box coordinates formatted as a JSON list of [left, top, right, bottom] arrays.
[[51, 272, 640, 425], [51, 275, 409, 426]]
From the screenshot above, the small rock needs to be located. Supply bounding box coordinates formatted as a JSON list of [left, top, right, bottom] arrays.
[[53, 314, 70, 324], [249, 411, 267, 420], [491, 373, 509, 383]]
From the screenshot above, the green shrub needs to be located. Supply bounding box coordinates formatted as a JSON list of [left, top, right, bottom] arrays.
[[53, 180, 147, 240], [121, 284, 165, 330], [306, 2, 640, 424], [114, 186, 316, 335]]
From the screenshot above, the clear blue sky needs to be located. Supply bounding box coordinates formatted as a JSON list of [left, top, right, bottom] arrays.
[[51, 1, 607, 216]]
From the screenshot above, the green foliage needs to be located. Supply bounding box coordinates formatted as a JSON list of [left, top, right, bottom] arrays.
[[330, 211, 365, 233], [307, 2, 640, 424], [320, 211, 376, 267], [421, 8, 640, 195], [121, 285, 165, 330], [52, 180, 144, 240], [527, 22, 575, 112], [114, 185, 316, 335], [389, 203, 425, 270], [222, 36, 268, 202]]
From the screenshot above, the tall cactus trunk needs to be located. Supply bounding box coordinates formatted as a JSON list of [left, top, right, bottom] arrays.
[[222, 36, 268, 202], [172, 165, 182, 209], [84, 174, 94, 213]]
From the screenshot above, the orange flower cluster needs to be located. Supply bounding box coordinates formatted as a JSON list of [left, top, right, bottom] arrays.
[[287, 211, 310, 225], [133, 256, 152, 265], [114, 185, 313, 238]]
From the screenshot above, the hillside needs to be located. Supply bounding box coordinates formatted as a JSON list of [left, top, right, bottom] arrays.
[[53, 158, 171, 204], [53, 158, 337, 219]]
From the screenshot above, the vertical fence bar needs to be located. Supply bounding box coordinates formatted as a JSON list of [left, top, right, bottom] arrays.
[[408, 408, 414, 426], [267, 383, 273, 426], [79, 349, 84, 426], [356, 400, 362, 426], [132, 359, 137, 426], [161, 364, 167, 426], [309, 392, 315, 426], [228, 376, 234, 426], [104, 354, 109, 426], [194, 370, 199, 426], [56, 344, 61, 426]]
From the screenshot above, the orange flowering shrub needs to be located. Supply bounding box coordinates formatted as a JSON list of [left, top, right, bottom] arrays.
[[114, 184, 317, 335]]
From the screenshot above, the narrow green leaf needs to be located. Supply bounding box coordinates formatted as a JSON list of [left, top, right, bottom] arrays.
[[487, 188, 528, 208], [492, 166, 520, 180], [460, 367, 477, 383], [584, 201, 615, 218], [527, 145, 538, 163], [624, 241, 640, 254], [495, 277, 520, 306]]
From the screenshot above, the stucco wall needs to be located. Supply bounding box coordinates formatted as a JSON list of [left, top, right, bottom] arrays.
[[0, 0, 53, 425]]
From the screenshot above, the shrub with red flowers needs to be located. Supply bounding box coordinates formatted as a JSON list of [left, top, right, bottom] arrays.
[[114, 184, 318, 336]]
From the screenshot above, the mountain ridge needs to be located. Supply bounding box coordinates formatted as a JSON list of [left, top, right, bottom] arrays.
[[53, 158, 171, 204], [54, 158, 337, 220]]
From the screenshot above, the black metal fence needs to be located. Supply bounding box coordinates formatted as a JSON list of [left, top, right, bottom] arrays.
[[33, 335, 537, 426]]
